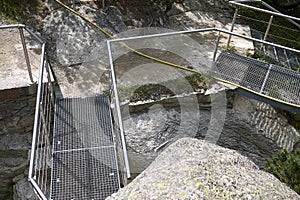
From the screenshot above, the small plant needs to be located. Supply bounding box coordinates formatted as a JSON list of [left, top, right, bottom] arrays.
[[277, 109, 300, 130], [4, 183, 14, 200], [221, 45, 237, 52], [151, 0, 184, 12], [103, 90, 111, 98], [265, 136, 300, 194], [117, 73, 207, 103], [0, 0, 23, 20]]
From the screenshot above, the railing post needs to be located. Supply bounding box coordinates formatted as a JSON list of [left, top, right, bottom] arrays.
[[283, 49, 291, 69], [261, 1, 300, 29], [45, 61, 55, 106], [260, 64, 273, 94], [213, 31, 221, 62], [107, 40, 131, 179], [19, 27, 34, 82], [264, 15, 273, 41], [227, 8, 238, 48]]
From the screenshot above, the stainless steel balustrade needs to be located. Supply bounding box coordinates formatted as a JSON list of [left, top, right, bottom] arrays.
[[0, 24, 40, 83], [3, 1, 299, 198], [107, 40, 131, 181], [21, 27, 54, 200], [228, 0, 300, 45], [0, 24, 52, 199]]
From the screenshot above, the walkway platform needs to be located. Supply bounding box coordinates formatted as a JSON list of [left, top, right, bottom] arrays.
[[50, 96, 120, 200], [213, 50, 300, 110], [0, 26, 42, 90]]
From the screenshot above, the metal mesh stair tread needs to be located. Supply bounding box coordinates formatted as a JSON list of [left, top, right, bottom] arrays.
[[213, 50, 300, 106], [51, 96, 120, 200]]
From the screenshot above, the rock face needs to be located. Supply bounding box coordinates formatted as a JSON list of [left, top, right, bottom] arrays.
[[39, 1, 297, 179], [42, 5, 128, 97], [0, 85, 37, 200], [165, 0, 234, 29], [13, 174, 37, 200], [108, 138, 300, 200], [1, 0, 298, 199], [122, 91, 299, 176], [41, 0, 252, 98]]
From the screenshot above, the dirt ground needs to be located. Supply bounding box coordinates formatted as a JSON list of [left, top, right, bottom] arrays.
[[0, 24, 44, 90]]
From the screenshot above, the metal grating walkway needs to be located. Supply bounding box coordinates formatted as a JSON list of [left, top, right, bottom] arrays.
[[213, 50, 300, 107], [50, 96, 120, 200]]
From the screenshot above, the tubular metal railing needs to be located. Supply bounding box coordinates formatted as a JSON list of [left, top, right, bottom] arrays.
[[107, 27, 300, 111], [0, 24, 44, 83], [107, 40, 132, 182], [0, 24, 53, 199], [108, 28, 300, 57], [228, 0, 300, 47], [6, 2, 297, 199], [26, 29, 55, 199]]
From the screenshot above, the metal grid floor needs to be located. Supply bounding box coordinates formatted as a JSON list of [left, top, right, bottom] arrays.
[[51, 96, 120, 200], [213, 50, 300, 106]]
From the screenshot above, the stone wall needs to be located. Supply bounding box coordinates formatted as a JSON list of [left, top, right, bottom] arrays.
[[0, 85, 37, 200]]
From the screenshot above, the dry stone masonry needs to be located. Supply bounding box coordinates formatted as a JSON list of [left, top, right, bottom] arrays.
[[0, 85, 37, 200]]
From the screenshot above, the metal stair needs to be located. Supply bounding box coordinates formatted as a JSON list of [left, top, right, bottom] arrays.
[[213, 50, 300, 113], [50, 96, 120, 200]]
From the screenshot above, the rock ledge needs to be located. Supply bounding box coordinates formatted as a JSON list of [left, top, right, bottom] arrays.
[[108, 138, 299, 200]]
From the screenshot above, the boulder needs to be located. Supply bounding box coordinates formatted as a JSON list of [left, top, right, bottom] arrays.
[[108, 138, 300, 200], [13, 174, 37, 200]]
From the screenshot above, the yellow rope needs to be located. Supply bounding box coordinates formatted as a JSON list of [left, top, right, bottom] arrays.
[[54, 0, 199, 74], [54, 0, 300, 109], [214, 77, 300, 108]]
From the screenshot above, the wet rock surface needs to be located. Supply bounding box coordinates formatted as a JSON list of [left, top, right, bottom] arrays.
[[123, 92, 299, 176]]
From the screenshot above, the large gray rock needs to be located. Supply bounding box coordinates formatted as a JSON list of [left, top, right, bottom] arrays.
[[108, 138, 299, 200], [165, 0, 234, 29], [42, 5, 128, 97], [13, 174, 37, 200]]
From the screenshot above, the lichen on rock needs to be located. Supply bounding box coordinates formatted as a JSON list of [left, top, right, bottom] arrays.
[[108, 138, 300, 200]]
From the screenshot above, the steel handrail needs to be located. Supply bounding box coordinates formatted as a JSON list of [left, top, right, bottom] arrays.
[[107, 40, 131, 179], [260, 1, 300, 29], [1, 23, 50, 199], [0, 25, 45, 83], [231, 0, 300, 29], [229, 0, 300, 22], [109, 27, 300, 54], [28, 42, 47, 200]]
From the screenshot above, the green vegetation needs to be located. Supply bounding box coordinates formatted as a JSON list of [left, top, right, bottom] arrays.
[[114, 73, 207, 102], [251, 51, 300, 71], [276, 109, 300, 129], [0, 0, 41, 25], [4, 182, 13, 200], [221, 45, 237, 52], [0, 0, 23, 20], [286, 112, 300, 129], [265, 136, 300, 194], [128, 83, 175, 102], [237, 1, 300, 50]]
